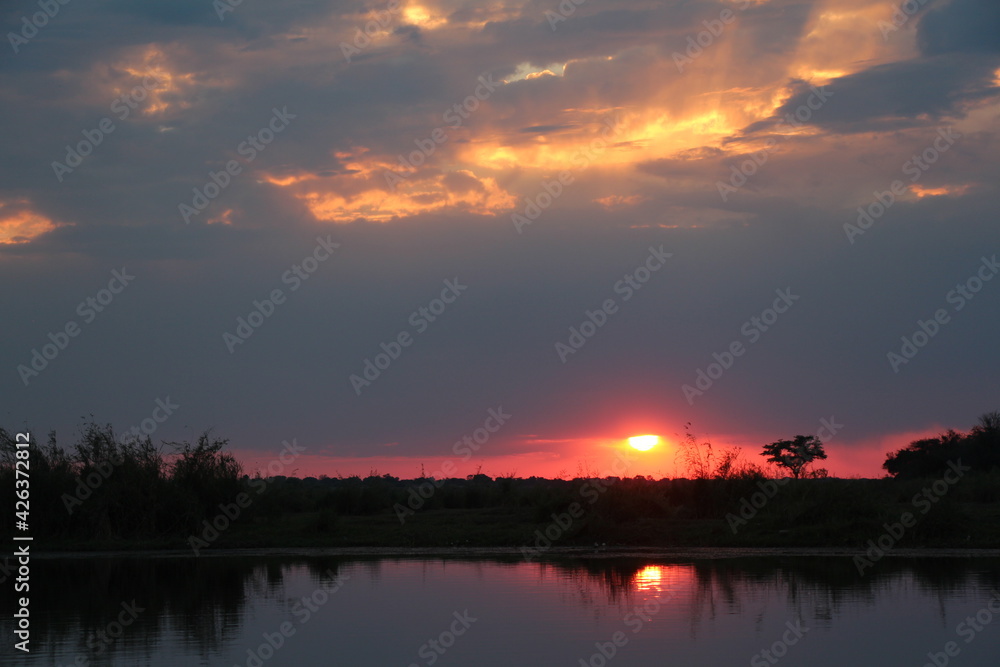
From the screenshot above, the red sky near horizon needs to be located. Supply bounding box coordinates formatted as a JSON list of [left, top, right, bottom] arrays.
[[233, 424, 946, 480]]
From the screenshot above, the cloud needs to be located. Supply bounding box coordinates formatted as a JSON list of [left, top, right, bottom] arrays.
[[519, 124, 578, 134], [917, 0, 1000, 56], [1, 0, 999, 477], [0, 198, 62, 245], [767, 55, 1000, 134]]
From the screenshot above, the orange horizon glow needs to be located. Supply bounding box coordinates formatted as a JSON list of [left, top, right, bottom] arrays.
[[227, 423, 934, 481]]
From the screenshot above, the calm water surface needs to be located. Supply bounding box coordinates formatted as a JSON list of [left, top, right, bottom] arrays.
[[2, 552, 999, 666]]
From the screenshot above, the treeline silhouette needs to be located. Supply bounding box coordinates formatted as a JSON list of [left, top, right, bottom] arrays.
[[1, 423, 243, 542], [883, 411, 1000, 478], [1, 414, 999, 549]]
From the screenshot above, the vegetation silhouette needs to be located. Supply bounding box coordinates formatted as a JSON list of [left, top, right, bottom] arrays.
[[1, 413, 999, 550], [762, 435, 828, 479], [883, 411, 1000, 478]]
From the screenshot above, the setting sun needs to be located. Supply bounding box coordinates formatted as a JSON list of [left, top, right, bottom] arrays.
[[628, 435, 660, 452]]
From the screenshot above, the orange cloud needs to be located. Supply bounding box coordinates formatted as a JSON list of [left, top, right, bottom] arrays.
[[0, 199, 61, 245], [791, 3, 903, 83], [302, 170, 516, 222], [595, 194, 647, 210], [207, 208, 235, 226], [443, 1, 907, 189], [258, 1, 941, 220], [264, 148, 516, 222], [910, 184, 973, 198], [67, 45, 224, 120], [402, 4, 447, 29]]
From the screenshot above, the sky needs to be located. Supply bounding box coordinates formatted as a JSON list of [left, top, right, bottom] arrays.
[[1, 0, 998, 479]]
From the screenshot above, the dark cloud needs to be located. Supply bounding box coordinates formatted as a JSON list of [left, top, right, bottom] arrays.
[[767, 55, 1000, 133], [519, 124, 577, 133], [104, 0, 224, 26], [918, 0, 1000, 56]]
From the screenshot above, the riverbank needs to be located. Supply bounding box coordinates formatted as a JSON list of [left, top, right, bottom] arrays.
[[20, 501, 1000, 554]]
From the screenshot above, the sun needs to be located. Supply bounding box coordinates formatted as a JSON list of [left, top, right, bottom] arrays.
[[628, 435, 660, 452]]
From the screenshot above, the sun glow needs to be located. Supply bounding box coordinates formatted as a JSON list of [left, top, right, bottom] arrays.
[[403, 4, 446, 29], [634, 565, 664, 591], [628, 435, 659, 452]]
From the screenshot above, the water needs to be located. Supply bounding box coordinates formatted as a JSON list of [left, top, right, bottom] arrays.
[[3, 551, 999, 666]]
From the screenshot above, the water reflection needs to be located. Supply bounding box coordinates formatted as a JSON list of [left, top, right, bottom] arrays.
[[1, 553, 998, 665], [633, 565, 665, 592]]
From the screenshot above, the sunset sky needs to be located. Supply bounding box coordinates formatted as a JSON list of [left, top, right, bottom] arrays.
[[2, 0, 998, 479]]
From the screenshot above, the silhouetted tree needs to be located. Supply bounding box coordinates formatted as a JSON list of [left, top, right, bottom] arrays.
[[884, 411, 1000, 478], [969, 410, 1000, 471], [762, 435, 827, 478]]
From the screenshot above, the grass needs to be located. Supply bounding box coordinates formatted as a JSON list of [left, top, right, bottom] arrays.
[[30, 498, 1000, 553]]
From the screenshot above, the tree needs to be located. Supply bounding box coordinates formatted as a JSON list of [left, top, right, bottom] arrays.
[[761, 435, 827, 478], [883, 411, 1000, 478], [975, 410, 1000, 434]]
